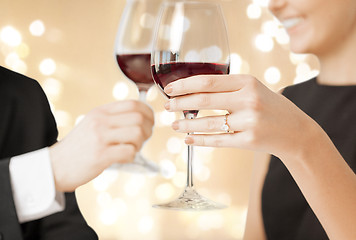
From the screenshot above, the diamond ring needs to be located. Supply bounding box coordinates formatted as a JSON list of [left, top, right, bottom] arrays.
[[221, 113, 232, 133]]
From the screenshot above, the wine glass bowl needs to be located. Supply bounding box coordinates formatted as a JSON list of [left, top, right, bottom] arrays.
[[115, 0, 163, 94], [116, 53, 152, 92], [112, 0, 163, 174], [151, 1, 230, 210]]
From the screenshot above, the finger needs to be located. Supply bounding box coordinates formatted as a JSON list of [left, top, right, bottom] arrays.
[[107, 112, 154, 132], [105, 127, 146, 150], [102, 100, 154, 123], [172, 111, 254, 133], [165, 91, 240, 111], [101, 113, 153, 145], [173, 115, 227, 133], [185, 132, 251, 149], [164, 74, 252, 97], [104, 144, 136, 165]]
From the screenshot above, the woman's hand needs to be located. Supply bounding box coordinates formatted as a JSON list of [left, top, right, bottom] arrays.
[[164, 74, 318, 159], [49, 100, 154, 192]]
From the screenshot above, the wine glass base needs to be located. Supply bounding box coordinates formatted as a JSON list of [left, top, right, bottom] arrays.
[[153, 187, 227, 211], [110, 153, 159, 175]]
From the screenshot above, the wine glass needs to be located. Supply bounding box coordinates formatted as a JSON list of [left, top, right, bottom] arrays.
[[112, 0, 162, 174], [151, 1, 230, 210]]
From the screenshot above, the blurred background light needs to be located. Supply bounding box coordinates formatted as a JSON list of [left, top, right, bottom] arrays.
[[138, 216, 154, 234], [39, 58, 56, 75], [166, 137, 183, 154], [158, 110, 177, 126], [1, 26, 22, 47], [160, 159, 177, 179], [289, 52, 309, 64], [264, 66, 281, 85], [5, 52, 27, 74], [261, 20, 278, 37], [253, 0, 269, 7], [42, 77, 62, 100], [53, 110, 71, 127], [275, 28, 289, 45], [113, 81, 129, 100], [146, 86, 158, 101], [172, 171, 186, 188], [29, 20, 45, 36], [100, 208, 119, 226], [97, 192, 112, 208], [229, 53, 242, 74], [246, 3, 262, 19], [92, 170, 119, 192], [195, 165, 211, 182], [124, 175, 146, 197], [16, 43, 30, 58], [254, 33, 274, 52], [155, 183, 175, 201]]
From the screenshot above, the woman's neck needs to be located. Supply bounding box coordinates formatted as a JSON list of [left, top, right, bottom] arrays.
[[316, 33, 356, 86]]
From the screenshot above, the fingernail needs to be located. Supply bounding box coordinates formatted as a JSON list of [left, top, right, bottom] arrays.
[[164, 101, 170, 110], [185, 136, 194, 144], [172, 121, 179, 130], [164, 85, 173, 94]]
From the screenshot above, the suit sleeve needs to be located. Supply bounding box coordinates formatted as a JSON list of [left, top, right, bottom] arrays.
[[0, 67, 98, 239], [0, 158, 23, 240]]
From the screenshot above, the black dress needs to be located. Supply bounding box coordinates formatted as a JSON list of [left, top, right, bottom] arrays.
[[261, 78, 356, 240]]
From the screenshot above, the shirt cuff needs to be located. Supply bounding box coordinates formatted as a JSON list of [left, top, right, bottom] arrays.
[[9, 147, 65, 223]]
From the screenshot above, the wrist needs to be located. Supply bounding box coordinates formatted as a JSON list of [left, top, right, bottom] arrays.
[[48, 143, 65, 192], [278, 116, 326, 167]]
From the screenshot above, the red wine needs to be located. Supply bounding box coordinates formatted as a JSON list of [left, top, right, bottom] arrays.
[[151, 62, 230, 116], [151, 62, 229, 91], [116, 53, 154, 92]]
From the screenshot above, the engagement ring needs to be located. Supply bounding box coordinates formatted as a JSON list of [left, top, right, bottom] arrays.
[[221, 113, 232, 133]]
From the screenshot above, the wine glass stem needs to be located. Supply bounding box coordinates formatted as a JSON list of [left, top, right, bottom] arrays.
[[139, 90, 147, 102], [185, 112, 195, 188], [187, 136, 194, 188]]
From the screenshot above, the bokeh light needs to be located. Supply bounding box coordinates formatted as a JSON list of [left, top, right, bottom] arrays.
[[172, 171, 186, 188], [1, 26, 22, 47], [39, 58, 56, 75], [54, 110, 71, 127], [229, 53, 242, 74], [155, 183, 175, 201], [254, 33, 274, 52], [158, 111, 177, 126], [253, 0, 269, 7], [166, 137, 183, 154], [264, 66, 281, 85], [261, 20, 279, 37], [16, 43, 30, 58], [42, 78, 62, 100], [246, 3, 262, 19], [160, 159, 177, 179], [29, 20, 45, 36], [113, 81, 129, 100], [124, 175, 146, 197], [5, 52, 27, 73], [137, 216, 154, 234]]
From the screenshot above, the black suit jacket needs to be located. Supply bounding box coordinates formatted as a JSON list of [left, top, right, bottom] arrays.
[[0, 66, 98, 240]]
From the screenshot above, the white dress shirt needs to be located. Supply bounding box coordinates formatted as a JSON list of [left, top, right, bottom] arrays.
[[9, 148, 65, 223]]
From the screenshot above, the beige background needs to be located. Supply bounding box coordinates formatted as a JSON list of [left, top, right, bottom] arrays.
[[0, 0, 319, 239]]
